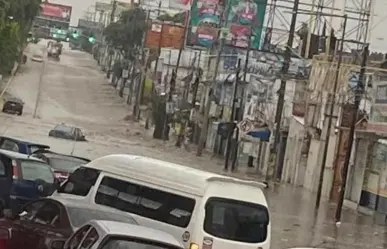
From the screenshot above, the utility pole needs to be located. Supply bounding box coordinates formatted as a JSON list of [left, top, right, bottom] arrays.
[[335, 44, 368, 222], [224, 59, 241, 170], [232, 25, 252, 171], [196, 18, 226, 156], [133, 9, 151, 121], [315, 14, 347, 209], [272, 0, 299, 180], [110, 0, 117, 24]]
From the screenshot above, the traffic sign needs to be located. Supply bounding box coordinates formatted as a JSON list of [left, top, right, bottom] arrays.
[[237, 119, 253, 133]]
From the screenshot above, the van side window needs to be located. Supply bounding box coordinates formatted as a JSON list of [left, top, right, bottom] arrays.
[[57, 167, 100, 196], [95, 176, 195, 228], [0, 160, 5, 176]]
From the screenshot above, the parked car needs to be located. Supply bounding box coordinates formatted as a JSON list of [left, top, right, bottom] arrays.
[[31, 50, 44, 62], [49, 124, 86, 141], [0, 136, 50, 155], [0, 149, 57, 215], [32, 150, 90, 182], [53, 220, 184, 249], [0, 197, 138, 249], [1, 96, 24, 115]]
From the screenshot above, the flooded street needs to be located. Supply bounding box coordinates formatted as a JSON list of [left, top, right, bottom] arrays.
[[1, 43, 386, 249]]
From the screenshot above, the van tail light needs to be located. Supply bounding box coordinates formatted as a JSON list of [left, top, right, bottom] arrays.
[[0, 228, 10, 249], [11, 160, 20, 180], [189, 243, 199, 249]]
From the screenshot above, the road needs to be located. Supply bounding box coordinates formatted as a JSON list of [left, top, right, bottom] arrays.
[[0, 43, 386, 249]]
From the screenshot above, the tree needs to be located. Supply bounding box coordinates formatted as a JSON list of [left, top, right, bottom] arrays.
[[0, 0, 41, 74], [103, 8, 147, 60]]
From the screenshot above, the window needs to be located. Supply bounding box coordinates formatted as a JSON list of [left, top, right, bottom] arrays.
[[32, 202, 61, 226], [20, 160, 54, 183], [0, 139, 19, 152], [101, 237, 181, 249], [203, 197, 269, 243], [80, 227, 99, 249], [0, 160, 5, 176], [95, 176, 195, 228], [19, 200, 46, 221], [54, 125, 73, 133], [65, 225, 91, 249], [58, 167, 99, 196]]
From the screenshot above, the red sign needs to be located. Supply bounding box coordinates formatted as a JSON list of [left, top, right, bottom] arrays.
[[145, 22, 185, 50], [40, 3, 72, 22]]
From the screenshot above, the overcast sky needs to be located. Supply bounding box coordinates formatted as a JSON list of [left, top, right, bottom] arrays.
[[49, 0, 387, 52]]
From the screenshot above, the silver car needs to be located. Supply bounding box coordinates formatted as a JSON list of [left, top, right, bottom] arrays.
[[51, 220, 184, 249]]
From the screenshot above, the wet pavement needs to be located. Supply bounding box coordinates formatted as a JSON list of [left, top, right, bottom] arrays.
[[1, 43, 386, 248]]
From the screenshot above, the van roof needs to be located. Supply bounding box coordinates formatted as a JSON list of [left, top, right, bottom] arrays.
[[85, 154, 267, 196]]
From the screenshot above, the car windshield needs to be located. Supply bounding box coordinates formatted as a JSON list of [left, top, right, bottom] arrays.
[[20, 160, 54, 183], [66, 207, 137, 228], [203, 197, 269, 243], [100, 238, 182, 249], [54, 125, 73, 133], [48, 156, 88, 171]]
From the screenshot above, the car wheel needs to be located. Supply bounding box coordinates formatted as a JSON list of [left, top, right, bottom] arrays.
[[18, 111, 22, 116], [49, 130, 54, 137]]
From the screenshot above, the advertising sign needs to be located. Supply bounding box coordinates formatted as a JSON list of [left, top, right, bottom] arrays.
[[225, 0, 267, 49], [188, 0, 225, 48], [169, 0, 191, 10], [40, 3, 72, 23], [145, 22, 185, 49]]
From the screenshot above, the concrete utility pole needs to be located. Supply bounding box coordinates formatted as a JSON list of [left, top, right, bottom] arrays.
[[272, 0, 299, 180], [134, 9, 151, 121], [110, 0, 117, 24], [315, 14, 348, 209], [335, 44, 368, 222], [224, 59, 241, 170], [196, 17, 227, 156]]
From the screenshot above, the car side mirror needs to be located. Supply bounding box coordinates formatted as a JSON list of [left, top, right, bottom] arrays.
[[50, 240, 65, 249]]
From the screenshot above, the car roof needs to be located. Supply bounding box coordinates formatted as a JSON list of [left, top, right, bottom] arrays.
[[90, 220, 183, 248], [0, 149, 45, 161], [36, 151, 90, 162], [48, 196, 136, 220], [0, 136, 50, 148], [4, 97, 23, 103]]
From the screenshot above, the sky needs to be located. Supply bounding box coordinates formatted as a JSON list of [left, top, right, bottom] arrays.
[[48, 0, 387, 53]]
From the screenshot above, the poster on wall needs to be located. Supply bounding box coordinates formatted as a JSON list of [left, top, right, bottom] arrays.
[[188, 0, 225, 48], [225, 0, 267, 49], [40, 2, 72, 23], [169, 0, 192, 10]]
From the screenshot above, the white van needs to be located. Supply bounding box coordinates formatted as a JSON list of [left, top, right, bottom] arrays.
[[53, 155, 271, 249]]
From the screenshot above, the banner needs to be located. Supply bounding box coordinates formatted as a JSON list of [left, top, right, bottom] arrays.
[[145, 22, 185, 49], [40, 3, 72, 23], [169, 0, 191, 10], [188, 0, 225, 48], [225, 0, 267, 49]]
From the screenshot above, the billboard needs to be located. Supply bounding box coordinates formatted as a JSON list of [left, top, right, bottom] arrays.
[[40, 2, 72, 23], [188, 0, 267, 49], [145, 22, 185, 49], [225, 0, 267, 49], [188, 0, 225, 48]]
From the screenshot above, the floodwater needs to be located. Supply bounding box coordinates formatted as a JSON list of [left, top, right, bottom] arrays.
[[0, 43, 386, 249]]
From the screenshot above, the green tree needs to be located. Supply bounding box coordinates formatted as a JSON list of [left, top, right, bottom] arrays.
[[103, 8, 147, 60], [0, 0, 41, 74]]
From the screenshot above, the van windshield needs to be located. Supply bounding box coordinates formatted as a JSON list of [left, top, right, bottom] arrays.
[[57, 167, 99, 196], [203, 197, 269, 243]]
